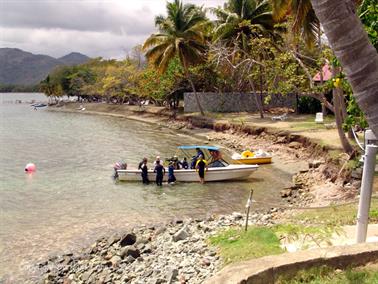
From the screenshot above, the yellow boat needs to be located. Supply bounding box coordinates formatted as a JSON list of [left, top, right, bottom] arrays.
[[231, 150, 272, 165]]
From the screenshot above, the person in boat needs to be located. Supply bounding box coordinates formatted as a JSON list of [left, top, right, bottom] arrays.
[[138, 158, 149, 184], [154, 160, 165, 186], [168, 162, 176, 184], [180, 157, 189, 169], [195, 154, 208, 184], [208, 149, 223, 167], [191, 148, 205, 169]]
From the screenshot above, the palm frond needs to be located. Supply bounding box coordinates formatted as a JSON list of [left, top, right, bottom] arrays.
[[143, 34, 169, 50], [270, 0, 290, 21]]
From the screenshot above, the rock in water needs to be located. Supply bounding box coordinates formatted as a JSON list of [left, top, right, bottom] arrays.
[[119, 233, 136, 247]]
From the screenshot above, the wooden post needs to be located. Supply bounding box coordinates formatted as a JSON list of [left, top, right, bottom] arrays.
[[245, 189, 254, 232]]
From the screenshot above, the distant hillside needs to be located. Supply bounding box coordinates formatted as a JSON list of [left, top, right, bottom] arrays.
[[58, 52, 90, 66], [0, 48, 90, 86]]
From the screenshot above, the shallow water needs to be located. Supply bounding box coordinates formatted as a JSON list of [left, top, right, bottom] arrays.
[[0, 93, 300, 282]]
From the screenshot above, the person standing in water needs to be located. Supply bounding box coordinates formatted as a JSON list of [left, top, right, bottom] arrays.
[[195, 154, 208, 184], [168, 162, 176, 184], [153, 156, 162, 167], [138, 158, 149, 184], [154, 160, 165, 186]]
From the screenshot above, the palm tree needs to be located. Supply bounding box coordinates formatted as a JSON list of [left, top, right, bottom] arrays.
[[143, 0, 207, 115], [213, 0, 278, 50], [310, 0, 378, 137], [270, 0, 319, 47], [212, 0, 280, 118]]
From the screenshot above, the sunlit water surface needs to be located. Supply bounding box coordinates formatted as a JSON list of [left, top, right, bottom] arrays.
[[1, 93, 301, 282]]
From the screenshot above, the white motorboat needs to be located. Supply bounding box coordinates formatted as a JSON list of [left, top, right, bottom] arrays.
[[116, 145, 258, 182]]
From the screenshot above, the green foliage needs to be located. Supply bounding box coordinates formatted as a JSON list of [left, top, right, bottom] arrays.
[[345, 92, 369, 130], [209, 227, 283, 264], [298, 96, 321, 114], [143, 0, 207, 74], [134, 58, 184, 102], [212, 0, 278, 50], [359, 0, 378, 51], [270, 0, 319, 47], [0, 84, 39, 92]]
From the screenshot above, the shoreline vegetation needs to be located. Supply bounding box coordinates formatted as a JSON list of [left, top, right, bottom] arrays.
[[31, 102, 377, 283]]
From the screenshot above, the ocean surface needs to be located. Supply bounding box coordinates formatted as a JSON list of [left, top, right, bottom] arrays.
[[0, 93, 299, 282]]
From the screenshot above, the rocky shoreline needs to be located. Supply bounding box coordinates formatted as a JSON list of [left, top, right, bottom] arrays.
[[39, 103, 364, 283], [37, 211, 278, 284]]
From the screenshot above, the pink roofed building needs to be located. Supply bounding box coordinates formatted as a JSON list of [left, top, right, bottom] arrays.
[[313, 64, 332, 82]]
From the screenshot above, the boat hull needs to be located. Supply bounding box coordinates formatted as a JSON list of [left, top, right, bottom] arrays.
[[232, 157, 272, 165], [116, 164, 258, 182]]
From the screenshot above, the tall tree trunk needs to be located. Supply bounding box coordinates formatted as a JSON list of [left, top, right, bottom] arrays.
[[317, 23, 327, 117], [183, 66, 204, 116], [258, 66, 265, 118], [339, 92, 354, 138], [334, 86, 354, 154], [311, 0, 378, 136], [334, 88, 354, 154], [249, 79, 264, 118]]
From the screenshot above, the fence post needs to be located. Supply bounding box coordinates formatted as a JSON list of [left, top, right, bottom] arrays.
[[245, 189, 254, 232]]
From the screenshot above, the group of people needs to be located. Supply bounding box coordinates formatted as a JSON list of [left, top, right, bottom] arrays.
[[137, 148, 209, 185]]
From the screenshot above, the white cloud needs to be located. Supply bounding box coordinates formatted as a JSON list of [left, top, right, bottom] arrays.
[[0, 0, 225, 59]]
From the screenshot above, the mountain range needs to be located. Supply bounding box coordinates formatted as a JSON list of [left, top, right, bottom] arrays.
[[0, 48, 90, 85]]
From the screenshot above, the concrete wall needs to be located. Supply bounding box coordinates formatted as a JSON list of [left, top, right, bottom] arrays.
[[184, 92, 297, 113], [205, 242, 378, 284]]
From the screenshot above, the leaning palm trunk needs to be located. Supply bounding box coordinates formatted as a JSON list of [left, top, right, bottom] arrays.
[[311, 0, 378, 136]]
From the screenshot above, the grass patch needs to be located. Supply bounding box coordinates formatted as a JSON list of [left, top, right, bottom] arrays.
[[272, 224, 338, 249], [288, 116, 335, 131], [289, 199, 378, 226], [208, 224, 340, 265], [208, 227, 284, 264], [277, 264, 378, 284]]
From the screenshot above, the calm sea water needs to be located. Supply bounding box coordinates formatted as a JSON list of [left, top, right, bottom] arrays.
[[0, 93, 297, 282]]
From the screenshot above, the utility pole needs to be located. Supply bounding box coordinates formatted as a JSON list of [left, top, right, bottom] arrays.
[[356, 130, 378, 243]]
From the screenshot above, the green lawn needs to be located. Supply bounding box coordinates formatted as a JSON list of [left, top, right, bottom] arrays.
[[288, 116, 335, 131], [208, 227, 284, 264], [209, 200, 378, 266]]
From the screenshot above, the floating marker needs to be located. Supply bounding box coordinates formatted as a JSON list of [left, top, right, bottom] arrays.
[[25, 163, 36, 172]]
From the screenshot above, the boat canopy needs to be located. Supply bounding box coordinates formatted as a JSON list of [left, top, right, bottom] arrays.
[[177, 145, 220, 151]]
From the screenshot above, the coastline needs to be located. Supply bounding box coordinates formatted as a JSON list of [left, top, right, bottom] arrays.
[[33, 102, 365, 283], [49, 102, 361, 207]]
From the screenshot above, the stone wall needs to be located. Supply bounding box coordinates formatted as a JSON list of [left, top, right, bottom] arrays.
[[184, 92, 297, 113]]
